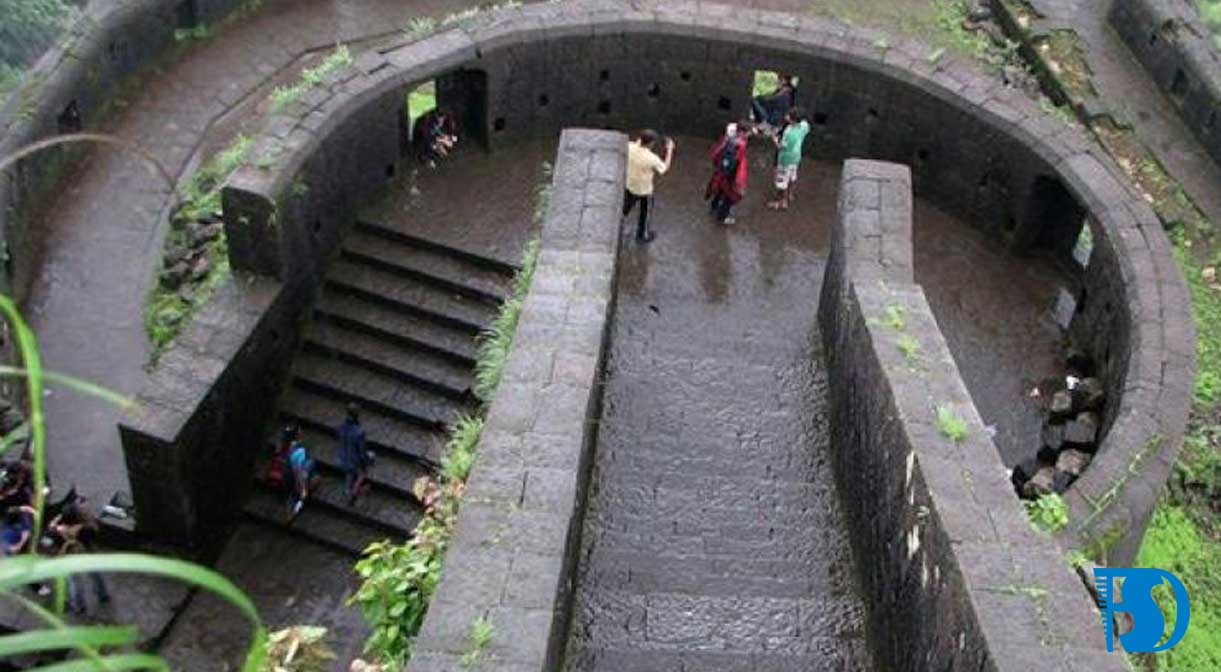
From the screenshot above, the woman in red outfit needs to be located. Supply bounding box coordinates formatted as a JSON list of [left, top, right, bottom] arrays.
[[705, 121, 751, 225]]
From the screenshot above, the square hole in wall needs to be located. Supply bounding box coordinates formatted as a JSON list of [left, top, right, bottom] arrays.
[[647, 83, 660, 99], [680, 71, 692, 82], [538, 94, 550, 107], [717, 96, 732, 111], [812, 112, 828, 126], [1170, 69, 1189, 100], [599, 69, 610, 81], [494, 117, 506, 132], [598, 101, 612, 115]]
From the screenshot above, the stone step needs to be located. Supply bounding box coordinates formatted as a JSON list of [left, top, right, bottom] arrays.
[[566, 643, 870, 672], [303, 320, 474, 400], [291, 351, 473, 430], [343, 226, 513, 304], [578, 548, 840, 599], [243, 487, 403, 557], [326, 258, 497, 334], [588, 526, 839, 562], [355, 219, 520, 276], [278, 387, 447, 465], [280, 425, 431, 499], [314, 287, 478, 366]]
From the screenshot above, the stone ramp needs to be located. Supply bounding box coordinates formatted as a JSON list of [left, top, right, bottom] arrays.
[[562, 147, 874, 671]]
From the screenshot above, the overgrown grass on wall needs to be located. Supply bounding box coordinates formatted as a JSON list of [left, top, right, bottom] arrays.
[[348, 165, 551, 670], [145, 135, 252, 356], [1201, 1, 1221, 48]]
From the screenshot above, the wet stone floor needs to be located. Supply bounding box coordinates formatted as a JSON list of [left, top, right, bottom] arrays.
[[562, 142, 873, 671], [556, 136, 1069, 669]]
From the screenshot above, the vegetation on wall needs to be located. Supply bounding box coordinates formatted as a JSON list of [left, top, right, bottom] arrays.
[[270, 45, 353, 112], [145, 135, 252, 357], [348, 164, 551, 669]]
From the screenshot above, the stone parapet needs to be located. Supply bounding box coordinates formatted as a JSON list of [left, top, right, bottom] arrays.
[[407, 129, 624, 672]]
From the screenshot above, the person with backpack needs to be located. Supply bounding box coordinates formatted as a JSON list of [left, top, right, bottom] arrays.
[[750, 74, 798, 135], [337, 403, 373, 504], [768, 107, 812, 211], [623, 129, 676, 243], [283, 425, 320, 519], [705, 121, 751, 225]]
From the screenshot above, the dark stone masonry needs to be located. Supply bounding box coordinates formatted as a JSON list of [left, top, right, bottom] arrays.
[[407, 129, 623, 672], [1110, 0, 1221, 166], [118, 274, 299, 544], [820, 160, 1121, 671], [224, 0, 1191, 571]]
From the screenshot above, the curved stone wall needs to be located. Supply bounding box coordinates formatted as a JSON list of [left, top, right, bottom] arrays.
[[0, 0, 245, 300], [820, 159, 1119, 672], [221, 0, 1191, 566], [1110, 0, 1221, 166]]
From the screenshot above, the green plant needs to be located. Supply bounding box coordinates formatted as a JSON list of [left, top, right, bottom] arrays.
[[174, 23, 211, 42], [1065, 549, 1090, 569], [897, 333, 921, 360], [1137, 505, 1221, 671], [931, 0, 993, 59], [882, 304, 906, 330], [350, 538, 445, 668], [405, 16, 437, 39], [1025, 493, 1069, 533], [0, 294, 267, 670], [440, 415, 484, 482], [407, 82, 437, 126], [936, 403, 968, 442], [460, 617, 493, 668], [270, 45, 352, 112]]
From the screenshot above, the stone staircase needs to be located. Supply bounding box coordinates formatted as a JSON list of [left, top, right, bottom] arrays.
[[243, 220, 517, 557]]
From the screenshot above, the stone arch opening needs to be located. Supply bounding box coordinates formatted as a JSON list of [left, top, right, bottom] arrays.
[[435, 68, 489, 150]]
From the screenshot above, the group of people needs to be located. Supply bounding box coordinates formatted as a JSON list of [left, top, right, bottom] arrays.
[[622, 73, 810, 238], [2, 456, 110, 615], [269, 403, 373, 519], [413, 108, 459, 168]]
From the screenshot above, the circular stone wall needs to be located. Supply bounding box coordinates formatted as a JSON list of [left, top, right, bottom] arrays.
[[223, 0, 1193, 566]]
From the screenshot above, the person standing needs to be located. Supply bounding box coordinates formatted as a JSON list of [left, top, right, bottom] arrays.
[[706, 122, 751, 225], [338, 403, 372, 505], [768, 108, 811, 211], [623, 130, 676, 243], [284, 425, 320, 519]]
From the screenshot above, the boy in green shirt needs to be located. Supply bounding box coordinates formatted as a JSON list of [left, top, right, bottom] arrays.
[[768, 108, 811, 211]]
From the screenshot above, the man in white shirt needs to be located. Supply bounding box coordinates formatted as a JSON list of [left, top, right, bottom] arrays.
[[623, 129, 676, 243]]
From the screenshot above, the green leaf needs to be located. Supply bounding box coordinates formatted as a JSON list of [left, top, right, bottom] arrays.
[[0, 625, 139, 657], [28, 653, 170, 672], [0, 365, 137, 409]]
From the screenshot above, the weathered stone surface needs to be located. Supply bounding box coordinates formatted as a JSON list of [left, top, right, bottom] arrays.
[[1064, 412, 1100, 446], [409, 130, 623, 672], [1073, 377, 1106, 411], [1023, 466, 1056, 498], [820, 161, 1117, 670], [1042, 421, 1066, 451], [1050, 390, 1075, 416], [1057, 449, 1092, 478]]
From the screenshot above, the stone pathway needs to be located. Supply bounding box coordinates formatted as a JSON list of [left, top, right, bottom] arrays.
[[1025, 0, 1221, 225], [23, 0, 496, 520], [560, 146, 864, 671]]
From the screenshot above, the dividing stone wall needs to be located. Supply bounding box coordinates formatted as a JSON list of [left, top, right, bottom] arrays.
[[0, 0, 245, 301], [118, 274, 299, 544], [224, 0, 1190, 566], [1110, 0, 1221, 167], [821, 159, 1122, 672], [407, 129, 623, 672]]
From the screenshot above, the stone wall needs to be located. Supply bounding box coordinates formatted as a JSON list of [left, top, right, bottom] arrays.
[[821, 159, 1122, 672], [0, 0, 245, 302], [118, 273, 299, 544], [223, 0, 1190, 566], [1110, 0, 1221, 167], [407, 129, 624, 672]]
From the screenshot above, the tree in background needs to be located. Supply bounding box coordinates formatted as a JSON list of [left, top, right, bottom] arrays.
[[0, 0, 71, 68]]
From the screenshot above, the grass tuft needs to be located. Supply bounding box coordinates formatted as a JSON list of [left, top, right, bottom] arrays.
[[936, 403, 968, 442], [1025, 493, 1069, 533], [270, 45, 352, 112]]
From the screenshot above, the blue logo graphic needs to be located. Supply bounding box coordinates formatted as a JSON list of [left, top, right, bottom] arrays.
[[1093, 568, 1191, 652]]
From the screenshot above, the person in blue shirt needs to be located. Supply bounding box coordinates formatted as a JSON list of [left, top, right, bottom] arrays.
[[284, 425, 319, 519], [337, 403, 373, 504], [2, 505, 34, 556]]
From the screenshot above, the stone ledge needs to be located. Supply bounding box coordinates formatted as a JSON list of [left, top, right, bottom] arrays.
[[118, 272, 298, 545], [408, 129, 625, 672], [821, 160, 1123, 672]]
